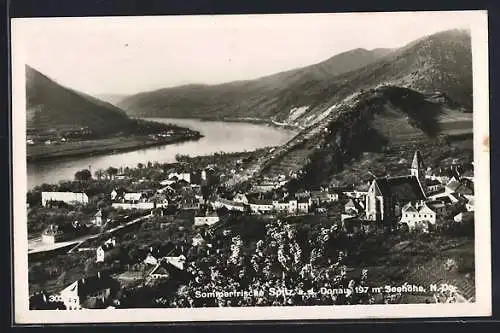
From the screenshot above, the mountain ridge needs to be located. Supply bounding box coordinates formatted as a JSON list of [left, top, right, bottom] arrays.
[[26, 64, 134, 135], [118, 29, 471, 126], [117, 47, 396, 121]]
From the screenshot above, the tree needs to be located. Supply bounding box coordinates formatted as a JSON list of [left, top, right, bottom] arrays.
[[94, 169, 105, 180], [74, 169, 92, 182], [106, 167, 118, 179]]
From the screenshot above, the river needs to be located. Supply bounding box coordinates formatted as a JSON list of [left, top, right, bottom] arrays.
[[27, 118, 296, 190]]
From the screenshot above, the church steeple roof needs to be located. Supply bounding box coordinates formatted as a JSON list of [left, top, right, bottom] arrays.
[[412, 150, 424, 169]]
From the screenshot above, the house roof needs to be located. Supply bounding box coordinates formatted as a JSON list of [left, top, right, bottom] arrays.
[[455, 179, 474, 196], [124, 193, 143, 201], [151, 265, 170, 276], [75, 273, 117, 298], [374, 176, 426, 202], [402, 203, 417, 212], [434, 196, 452, 204], [446, 179, 461, 192], [43, 224, 64, 236], [428, 201, 446, 209], [217, 198, 246, 208], [249, 199, 273, 206], [95, 210, 102, 217], [196, 211, 219, 218], [311, 191, 329, 198], [426, 179, 441, 186]]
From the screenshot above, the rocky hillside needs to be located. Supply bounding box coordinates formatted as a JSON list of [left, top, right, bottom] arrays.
[[119, 29, 471, 129], [258, 85, 472, 190], [26, 65, 134, 136]]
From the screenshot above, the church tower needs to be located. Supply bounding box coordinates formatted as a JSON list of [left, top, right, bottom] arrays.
[[411, 150, 427, 195]]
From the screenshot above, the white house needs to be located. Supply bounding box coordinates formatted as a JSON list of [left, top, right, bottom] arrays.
[[327, 192, 339, 202], [96, 246, 105, 263], [426, 179, 442, 192], [59, 273, 114, 310], [160, 179, 177, 186], [123, 192, 144, 203], [194, 212, 220, 226], [273, 200, 289, 213], [93, 210, 103, 227], [400, 202, 437, 231], [168, 172, 191, 183], [454, 211, 474, 223], [212, 198, 246, 212], [192, 233, 205, 247], [59, 280, 82, 310], [144, 253, 158, 266], [233, 193, 249, 204], [165, 255, 186, 270], [41, 192, 89, 207], [248, 199, 274, 214]]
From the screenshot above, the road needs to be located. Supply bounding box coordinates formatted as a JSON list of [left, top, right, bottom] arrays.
[[28, 212, 152, 255]]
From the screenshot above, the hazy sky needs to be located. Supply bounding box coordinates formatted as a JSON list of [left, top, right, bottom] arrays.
[[12, 11, 477, 95]]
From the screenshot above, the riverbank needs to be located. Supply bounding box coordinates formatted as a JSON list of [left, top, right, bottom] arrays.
[[157, 115, 302, 131], [27, 133, 203, 163]]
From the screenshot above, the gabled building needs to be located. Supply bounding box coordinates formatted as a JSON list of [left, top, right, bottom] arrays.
[[212, 197, 247, 212], [345, 198, 362, 215], [59, 272, 118, 310], [248, 199, 274, 214], [233, 193, 249, 204], [366, 175, 426, 226], [399, 202, 437, 230], [425, 179, 442, 192], [41, 224, 68, 244], [365, 151, 427, 227], [93, 209, 103, 227], [194, 211, 220, 226]]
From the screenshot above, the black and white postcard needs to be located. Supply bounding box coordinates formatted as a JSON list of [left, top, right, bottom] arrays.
[[11, 10, 491, 323]]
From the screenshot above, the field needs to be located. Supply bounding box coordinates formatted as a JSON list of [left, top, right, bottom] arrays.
[[346, 234, 475, 302]]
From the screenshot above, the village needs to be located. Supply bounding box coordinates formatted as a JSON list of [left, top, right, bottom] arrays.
[[28, 147, 475, 310]]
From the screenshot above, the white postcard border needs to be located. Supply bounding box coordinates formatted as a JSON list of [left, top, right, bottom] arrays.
[[11, 10, 491, 324]]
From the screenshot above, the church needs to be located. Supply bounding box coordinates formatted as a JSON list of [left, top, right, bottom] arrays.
[[365, 151, 427, 227]]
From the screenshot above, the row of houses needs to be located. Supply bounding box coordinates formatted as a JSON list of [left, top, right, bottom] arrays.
[[110, 190, 169, 210], [211, 196, 312, 215]]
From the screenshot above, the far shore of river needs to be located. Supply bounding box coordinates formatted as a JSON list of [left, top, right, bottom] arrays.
[[26, 134, 203, 163]]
